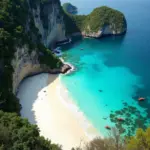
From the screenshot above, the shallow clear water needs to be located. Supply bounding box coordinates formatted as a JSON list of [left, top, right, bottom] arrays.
[[60, 0, 150, 136]]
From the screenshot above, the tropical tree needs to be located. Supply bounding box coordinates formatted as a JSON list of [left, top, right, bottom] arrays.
[[126, 128, 150, 150], [0, 111, 62, 150]]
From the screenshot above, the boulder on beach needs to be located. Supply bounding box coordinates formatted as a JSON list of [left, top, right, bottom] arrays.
[[61, 64, 72, 74]]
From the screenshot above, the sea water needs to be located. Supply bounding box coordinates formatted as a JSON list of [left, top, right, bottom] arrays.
[[60, 0, 150, 136]]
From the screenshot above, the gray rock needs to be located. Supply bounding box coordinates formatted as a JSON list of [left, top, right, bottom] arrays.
[[61, 64, 72, 74]]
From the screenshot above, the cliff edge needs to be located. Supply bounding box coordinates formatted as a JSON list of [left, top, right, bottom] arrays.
[[0, 0, 67, 113], [64, 6, 127, 37]]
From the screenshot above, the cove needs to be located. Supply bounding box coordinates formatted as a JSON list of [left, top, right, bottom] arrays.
[[60, 38, 148, 136], [60, 0, 150, 137]]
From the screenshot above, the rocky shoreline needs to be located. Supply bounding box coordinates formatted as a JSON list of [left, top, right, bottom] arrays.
[[70, 28, 127, 39], [15, 63, 72, 95], [60, 58, 76, 74], [12, 44, 73, 95]]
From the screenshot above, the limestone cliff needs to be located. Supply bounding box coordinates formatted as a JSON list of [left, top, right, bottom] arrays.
[[82, 24, 127, 38], [11, 0, 67, 94], [30, 0, 66, 47], [82, 6, 127, 38], [12, 45, 70, 94], [64, 6, 127, 38]]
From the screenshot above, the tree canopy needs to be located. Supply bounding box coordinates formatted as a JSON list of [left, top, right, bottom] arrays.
[[0, 0, 63, 148], [63, 6, 126, 35], [0, 111, 62, 150], [72, 127, 150, 150], [126, 128, 150, 150]]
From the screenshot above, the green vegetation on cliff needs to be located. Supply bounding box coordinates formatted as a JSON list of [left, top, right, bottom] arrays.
[[62, 3, 78, 15], [84, 6, 126, 33], [0, 0, 62, 148], [63, 6, 126, 35], [0, 0, 29, 113], [62, 12, 83, 35], [38, 43, 62, 69]]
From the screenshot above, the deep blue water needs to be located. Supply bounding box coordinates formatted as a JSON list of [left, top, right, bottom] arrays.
[[60, 0, 150, 136]]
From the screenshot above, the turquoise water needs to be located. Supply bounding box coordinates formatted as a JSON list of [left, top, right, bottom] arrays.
[[60, 0, 150, 136]]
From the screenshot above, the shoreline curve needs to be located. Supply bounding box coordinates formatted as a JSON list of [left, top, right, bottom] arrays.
[[17, 73, 100, 150]]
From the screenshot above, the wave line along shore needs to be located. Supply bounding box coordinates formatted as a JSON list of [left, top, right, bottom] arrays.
[[17, 73, 100, 150]]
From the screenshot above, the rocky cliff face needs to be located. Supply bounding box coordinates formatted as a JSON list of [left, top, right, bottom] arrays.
[[65, 6, 127, 38], [12, 46, 45, 94], [12, 45, 71, 94], [82, 24, 127, 38], [11, 0, 67, 94], [31, 0, 66, 47], [82, 25, 126, 38]]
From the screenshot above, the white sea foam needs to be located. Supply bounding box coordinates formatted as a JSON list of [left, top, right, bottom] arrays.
[[17, 73, 100, 150]]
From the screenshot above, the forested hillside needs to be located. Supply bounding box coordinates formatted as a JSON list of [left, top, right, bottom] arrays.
[[63, 6, 126, 36], [0, 0, 62, 113], [0, 111, 62, 150], [0, 0, 63, 149]]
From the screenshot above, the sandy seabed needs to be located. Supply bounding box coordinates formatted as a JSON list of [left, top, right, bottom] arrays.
[[17, 73, 99, 150]]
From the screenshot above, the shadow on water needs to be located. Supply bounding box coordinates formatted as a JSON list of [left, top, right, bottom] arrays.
[[97, 33, 126, 43], [61, 35, 83, 52], [62, 34, 126, 52], [96, 34, 126, 48]]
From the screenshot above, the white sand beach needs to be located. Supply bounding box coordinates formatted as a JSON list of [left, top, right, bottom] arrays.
[[17, 73, 99, 150]]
